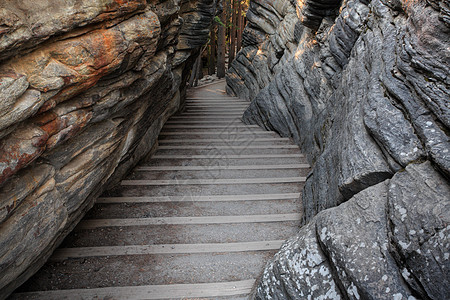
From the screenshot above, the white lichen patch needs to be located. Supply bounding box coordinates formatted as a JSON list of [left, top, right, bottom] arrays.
[[347, 282, 360, 300], [398, 241, 411, 250], [393, 293, 403, 300], [401, 268, 410, 280]]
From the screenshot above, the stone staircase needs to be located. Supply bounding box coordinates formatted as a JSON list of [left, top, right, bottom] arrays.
[[11, 81, 309, 299]]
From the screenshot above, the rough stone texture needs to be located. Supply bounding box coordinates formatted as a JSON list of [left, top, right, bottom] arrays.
[[254, 162, 449, 299], [226, 0, 300, 100], [0, 0, 217, 298], [227, 0, 450, 298]]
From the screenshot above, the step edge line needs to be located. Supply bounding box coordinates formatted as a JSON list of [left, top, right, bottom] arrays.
[[50, 241, 285, 260], [96, 193, 301, 203], [78, 213, 302, 229], [12, 279, 256, 299], [120, 177, 307, 185]]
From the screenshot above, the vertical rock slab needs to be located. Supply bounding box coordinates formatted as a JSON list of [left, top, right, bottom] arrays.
[[226, 0, 300, 100], [231, 0, 449, 219], [228, 0, 450, 298]]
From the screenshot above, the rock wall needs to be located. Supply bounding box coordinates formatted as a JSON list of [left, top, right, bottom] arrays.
[[226, 0, 299, 100], [227, 0, 450, 298], [0, 0, 217, 298]]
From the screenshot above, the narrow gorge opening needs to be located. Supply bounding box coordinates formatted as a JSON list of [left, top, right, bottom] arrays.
[[1, 0, 449, 299]]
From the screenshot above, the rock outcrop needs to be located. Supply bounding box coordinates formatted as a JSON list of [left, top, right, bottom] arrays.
[[0, 0, 217, 298], [227, 0, 450, 298], [226, 0, 299, 100]]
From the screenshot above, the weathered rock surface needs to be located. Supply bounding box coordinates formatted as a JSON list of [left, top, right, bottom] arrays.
[[0, 0, 217, 298], [226, 0, 300, 100], [227, 0, 450, 298], [255, 162, 449, 299]]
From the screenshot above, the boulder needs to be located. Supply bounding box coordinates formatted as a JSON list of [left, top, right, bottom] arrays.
[[254, 162, 449, 299]]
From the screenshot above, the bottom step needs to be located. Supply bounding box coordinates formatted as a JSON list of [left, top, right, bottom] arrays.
[[12, 279, 255, 300]]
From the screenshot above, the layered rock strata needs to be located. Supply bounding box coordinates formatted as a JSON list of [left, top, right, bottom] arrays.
[[226, 0, 300, 100], [0, 0, 217, 298], [227, 0, 450, 298]]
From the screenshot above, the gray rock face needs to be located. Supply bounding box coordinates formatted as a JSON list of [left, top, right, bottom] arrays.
[[226, 0, 300, 100], [227, 0, 450, 298], [255, 162, 449, 299], [0, 0, 217, 298]]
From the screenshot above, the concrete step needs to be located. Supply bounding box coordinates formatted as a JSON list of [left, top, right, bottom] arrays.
[[184, 107, 247, 111], [160, 127, 266, 133], [163, 124, 259, 129], [151, 153, 304, 159], [50, 240, 286, 261], [174, 112, 244, 117], [85, 199, 301, 219], [12, 280, 255, 300], [14, 252, 274, 291], [120, 177, 305, 186], [158, 132, 280, 139], [143, 156, 308, 166], [96, 193, 301, 203], [155, 147, 301, 156], [127, 167, 309, 180], [158, 137, 293, 145], [61, 221, 301, 247], [156, 144, 297, 149], [168, 116, 244, 121], [108, 182, 302, 197], [134, 164, 309, 171], [165, 119, 253, 124], [184, 104, 249, 108], [76, 214, 301, 230]]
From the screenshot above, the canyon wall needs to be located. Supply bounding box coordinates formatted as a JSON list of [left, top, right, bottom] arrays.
[[227, 0, 450, 298], [0, 0, 217, 297]]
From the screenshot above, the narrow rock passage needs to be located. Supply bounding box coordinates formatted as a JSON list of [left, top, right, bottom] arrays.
[[12, 81, 310, 299]]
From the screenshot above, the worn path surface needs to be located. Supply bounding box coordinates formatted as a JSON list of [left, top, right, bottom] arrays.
[[12, 81, 309, 299]]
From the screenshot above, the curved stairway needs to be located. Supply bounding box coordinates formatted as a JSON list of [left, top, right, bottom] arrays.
[[12, 81, 310, 299]]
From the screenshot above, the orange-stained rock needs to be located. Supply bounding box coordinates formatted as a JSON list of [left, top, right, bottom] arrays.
[[0, 0, 147, 61], [0, 0, 218, 298], [0, 125, 48, 186], [3, 10, 161, 114]]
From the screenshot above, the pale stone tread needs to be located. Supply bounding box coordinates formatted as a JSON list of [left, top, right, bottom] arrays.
[[77, 213, 302, 229], [157, 145, 298, 149], [159, 131, 274, 135], [12, 280, 255, 300], [121, 177, 306, 185], [152, 154, 304, 159], [158, 137, 291, 143], [165, 120, 251, 124], [97, 193, 301, 203], [50, 241, 285, 260], [135, 164, 309, 171], [185, 104, 249, 107], [163, 124, 259, 129]]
